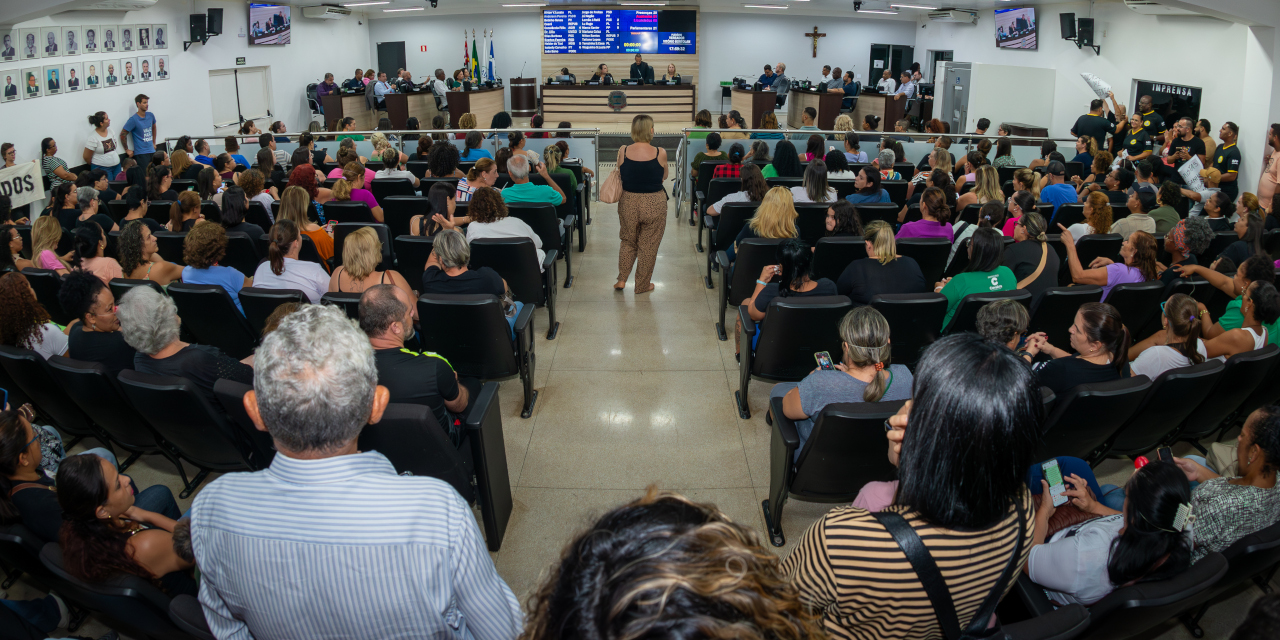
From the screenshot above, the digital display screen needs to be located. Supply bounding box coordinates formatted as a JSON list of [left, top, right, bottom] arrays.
[[543, 10, 696, 54], [995, 7, 1037, 50], [249, 3, 291, 46]]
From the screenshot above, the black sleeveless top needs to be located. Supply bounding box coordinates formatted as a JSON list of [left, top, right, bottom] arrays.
[[619, 145, 664, 194]]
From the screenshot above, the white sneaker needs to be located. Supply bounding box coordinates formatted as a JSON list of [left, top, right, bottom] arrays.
[[52, 592, 69, 629]]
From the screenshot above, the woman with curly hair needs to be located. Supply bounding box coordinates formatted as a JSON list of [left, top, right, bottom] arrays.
[[181, 222, 252, 313], [1059, 226, 1158, 300], [117, 220, 183, 285], [56, 269, 136, 373], [56, 453, 195, 595], [425, 141, 464, 178], [1065, 191, 1114, 242], [0, 272, 68, 359], [286, 163, 334, 205], [522, 488, 824, 640], [453, 187, 544, 270]]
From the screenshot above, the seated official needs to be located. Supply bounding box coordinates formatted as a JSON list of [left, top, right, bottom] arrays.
[[117, 220, 183, 286], [373, 148, 420, 188], [707, 163, 769, 217], [180, 222, 253, 314], [661, 63, 680, 83], [371, 71, 396, 109], [590, 63, 613, 84], [783, 333, 1037, 639], [1027, 460, 1191, 606], [188, 304, 521, 639], [837, 220, 928, 304], [1028, 302, 1131, 397], [421, 229, 523, 338], [1059, 227, 1158, 301], [771, 306, 912, 455], [360, 284, 477, 444], [1127, 294, 1207, 379], [253, 220, 331, 304], [629, 54, 652, 83], [502, 154, 565, 206], [328, 226, 414, 297], [936, 227, 1015, 328], [892, 71, 915, 101], [57, 454, 196, 596], [56, 270, 136, 374], [117, 286, 253, 405]]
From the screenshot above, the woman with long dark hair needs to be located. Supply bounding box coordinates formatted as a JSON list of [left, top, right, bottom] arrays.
[[146, 165, 177, 202], [410, 182, 462, 236], [57, 453, 195, 595], [1059, 227, 1158, 300], [785, 333, 1039, 638], [845, 165, 889, 204], [1219, 211, 1267, 268], [707, 164, 769, 218], [937, 227, 1014, 327], [804, 134, 825, 162], [70, 220, 122, 284], [740, 238, 837, 349], [763, 140, 803, 179], [992, 136, 1017, 168], [825, 200, 862, 238], [218, 185, 266, 238], [252, 219, 330, 303], [1027, 461, 1191, 606], [1029, 302, 1132, 396], [792, 160, 835, 204]]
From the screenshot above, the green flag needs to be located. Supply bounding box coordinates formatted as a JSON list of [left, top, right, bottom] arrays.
[[471, 37, 479, 81]]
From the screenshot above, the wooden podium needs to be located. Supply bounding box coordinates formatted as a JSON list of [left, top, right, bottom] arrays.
[[881, 94, 907, 132], [730, 87, 780, 128], [383, 92, 441, 129], [320, 93, 375, 131], [509, 78, 537, 119], [786, 88, 844, 129]]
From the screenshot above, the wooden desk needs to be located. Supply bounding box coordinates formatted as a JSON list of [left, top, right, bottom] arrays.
[[383, 92, 441, 129], [731, 88, 779, 129], [320, 93, 375, 132], [787, 89, 844, 130], [541, 83, 695, 125], [446, 86, 505, 129], [1005, 122, 1048, 146], [851, 92, 910, 132]]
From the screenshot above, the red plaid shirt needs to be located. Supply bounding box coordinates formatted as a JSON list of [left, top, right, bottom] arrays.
[[711, 163, 743, 179]]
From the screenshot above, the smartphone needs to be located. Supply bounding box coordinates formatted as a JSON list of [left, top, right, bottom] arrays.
[[1042, 459, 1069, 507], [814, 351, 834, 371], [1157, 446, 1173, 463]]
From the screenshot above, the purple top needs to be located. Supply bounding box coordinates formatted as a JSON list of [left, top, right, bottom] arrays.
[[316, 81, 338, 97], [1103, 263, 1145, 301], [896, 220, 955, 242], [348, 188, 380, 210]]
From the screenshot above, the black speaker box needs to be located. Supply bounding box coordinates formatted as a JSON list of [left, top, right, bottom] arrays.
[[1060, 12, 1076, 40], [207, 8, 224, 35], [189, 14, 206, 42], [1077, 18, 1095, 46]]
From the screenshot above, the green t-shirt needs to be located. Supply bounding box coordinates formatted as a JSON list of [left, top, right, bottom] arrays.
[[761, 164, 778, 178], [336, 134, 365, 142], [692, 151, 726, 175], [688, 127, 710, 140], [550, 166, 577, 194], [940, 266, 1018, 328], [1149, 205, 1179, 236], [1218, 298, 1280, 346]]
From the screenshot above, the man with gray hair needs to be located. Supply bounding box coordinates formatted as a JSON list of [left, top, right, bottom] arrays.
[[501, 153, 565, 205], [873, 149, 899, 179], [188, 304, 520, 640], [432, 68, 449, 110], [61, 186, 119, 232], [360, 284, 476, 444], [773, 62, 788, 109]]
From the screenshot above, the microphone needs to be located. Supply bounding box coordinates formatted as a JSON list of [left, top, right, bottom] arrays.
[[519, 61, 526, 79]]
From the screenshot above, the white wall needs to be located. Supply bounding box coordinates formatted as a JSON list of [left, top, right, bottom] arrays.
[[1, 0, 370, 171]]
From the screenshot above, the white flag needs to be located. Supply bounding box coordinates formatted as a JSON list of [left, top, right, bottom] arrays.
[[1080, 72, 1112, 100], [0, 160, 44, 209]]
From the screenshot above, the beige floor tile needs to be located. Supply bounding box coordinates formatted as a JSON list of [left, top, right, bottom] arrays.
[[548, 300, 725, 371]]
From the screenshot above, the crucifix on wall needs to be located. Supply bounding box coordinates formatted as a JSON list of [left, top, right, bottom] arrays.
[[805, 26, 826, 58]]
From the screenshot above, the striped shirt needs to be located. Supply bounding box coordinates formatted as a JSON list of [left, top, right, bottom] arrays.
[[781, 494, 1033, 640], [189, 451, 522, 640]]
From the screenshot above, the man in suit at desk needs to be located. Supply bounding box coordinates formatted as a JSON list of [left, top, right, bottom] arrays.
[[372, 71, 396, 110], [629, 54, 652, 84]]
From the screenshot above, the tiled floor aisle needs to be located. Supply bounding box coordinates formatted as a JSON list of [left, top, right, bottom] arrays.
[[20, 166, 1264, 638]]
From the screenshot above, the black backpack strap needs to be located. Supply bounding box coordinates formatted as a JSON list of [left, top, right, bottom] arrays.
[[965, 497, 1027, 637], [872, 510, 962, 640]]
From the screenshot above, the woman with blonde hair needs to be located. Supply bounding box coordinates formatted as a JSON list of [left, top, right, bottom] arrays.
[[326, 226, 412, 295], [331, 161, 384, 222], [906, 146, 953, 200], [457, 112, 477, 132], [31, 216, 71, 274], [170, 149, 195, 181], [956, 164, 1002, 210], [277, 185, 333, 263], [168, 191, 203, 233], [371, 132, 408, 165], [615, 114, 668, 294], [1065, 191, 1114, 242], [729, 186, 797, 262]]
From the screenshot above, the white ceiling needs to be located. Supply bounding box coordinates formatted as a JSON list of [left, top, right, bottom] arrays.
[[315, 0, 1076, 19]]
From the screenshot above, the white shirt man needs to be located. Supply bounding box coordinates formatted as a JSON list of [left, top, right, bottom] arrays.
[[876, 70, 896, 94]]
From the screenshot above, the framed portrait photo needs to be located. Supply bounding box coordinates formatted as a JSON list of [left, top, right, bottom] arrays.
[[21, 68, 41, 99], [103, 59, 121, 87], [102, 26, 117, 52], [121, 56, 138, 85], [152, 24, 168, 50], [1, 29, 17, 62], [63, 25, 81, 57], [43, 64, 62, 95], [82, 25, 100, 54], [155, 55, 170, 81], [120, 25, 135, 52], [41, 27, 62, 58], [20, 29, 41, 61], [137, 25, 151, 50], [64, 61, 83, 92], [85, 61, 102, 90], [138, 55, 154, 82], [1, 72, 19, 102]]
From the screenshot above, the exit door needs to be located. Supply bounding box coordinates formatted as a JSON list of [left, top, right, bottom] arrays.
[[868, 44, 915, 85], [939, 62, 972, 136], [376, 41, 406, 77]]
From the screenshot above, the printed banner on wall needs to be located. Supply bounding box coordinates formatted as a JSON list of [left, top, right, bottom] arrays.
[[0, 161, 44, 209]]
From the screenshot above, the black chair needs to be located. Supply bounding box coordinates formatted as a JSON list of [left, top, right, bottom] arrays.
[[715, 237, 784, 341], [1016, 554, 1228, 640], [40, 543, 200, 640], [736, 296, 853, 419], [1004, 604, 1090, 640], [830, 180, 858, 202], [793, 204, 831, 246], [322, 201, 377, 224], [883, 180, 909, 207], [893, 162, 916, 181], [211, 380, 277, 470], [244, 201, 273, 230], [370, 178, 417, 201], [420, 176, 463, 193], [320, 292, 362, 320], [117, 370, 257, 497], [1200, 231, 1239, 266], [1068, 235, 1123, 284], [869, 293, 949, 369], [1054, 204, 1086, 229], [406, 160, 431, 178], [1175, 345, 1279, 449], [1, 524, 75, 608], [418, 294, 538, 418], [382, 196, 428, 237], [199, 201, 220, 223], [812, 236, 868, 282], [45, 355, 171, 473], [693, 160, 727, 227], [1105, 360, 1226, 460], [393, 235, 435, 282], [223, 231, 261, 278], [705, 201, 758, 289], [332, 222, 393, 270], [508, 203, 576, 288], [470, 237, 560, 339], [154, 230, 187, 264], [238, 287, 307, 336], [765, 177, 803, 191], [171, 179, 197, 193], [943, 289, 1032, 335], [0, 347, 107, 451], [1228, 351, 1280, 433], [106, 200, 131, 223], [897, 237, 951, 285], [109, 278, 166, 305], [1181, 521, 1280, 637], [1036, 376, 1153, 465], [956, 203, 982, 226], [851, 202, 900, 226], [20, 268, 72, 325], [146, 201, 175, 225], [360, 401, 474, 501], [699, 177, 742, 254], [1105, 281, 1167, 335], [167, 283, 258, 360], [1027, 286, 1103, 348], [762, 397, 906, 546], [169, 595, 215, 640]]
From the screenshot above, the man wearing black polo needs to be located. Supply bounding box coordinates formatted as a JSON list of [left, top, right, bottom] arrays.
[[1136, 95, 1167, 144], [1213, 121, 1241, 201], [1070, 96, 1117, 150], [629, 53, 652, 84], [1161, 117, 1206, 185]]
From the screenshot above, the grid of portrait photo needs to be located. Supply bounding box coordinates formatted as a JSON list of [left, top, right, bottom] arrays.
[[1, 24, 168, 103]]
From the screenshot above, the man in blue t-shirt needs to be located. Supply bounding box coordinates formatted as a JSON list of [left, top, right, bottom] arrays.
[[1040, 161, 1081, 223], [119, 93, 157, 169]]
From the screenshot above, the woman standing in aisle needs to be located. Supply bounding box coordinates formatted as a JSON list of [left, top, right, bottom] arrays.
[[615, 114, 668, 294]]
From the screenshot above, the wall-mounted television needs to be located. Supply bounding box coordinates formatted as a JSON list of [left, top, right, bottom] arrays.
[[995, 7, 1037, 50], [543, 9, 696, 54], [249, 3, 290, 46]]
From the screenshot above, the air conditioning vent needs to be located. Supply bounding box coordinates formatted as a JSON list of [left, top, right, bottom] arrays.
[[927, 10, 977, 24], [302, 5, 352, 20], [1122, 0, 1201, 16], [69, 0, 158, 10]]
